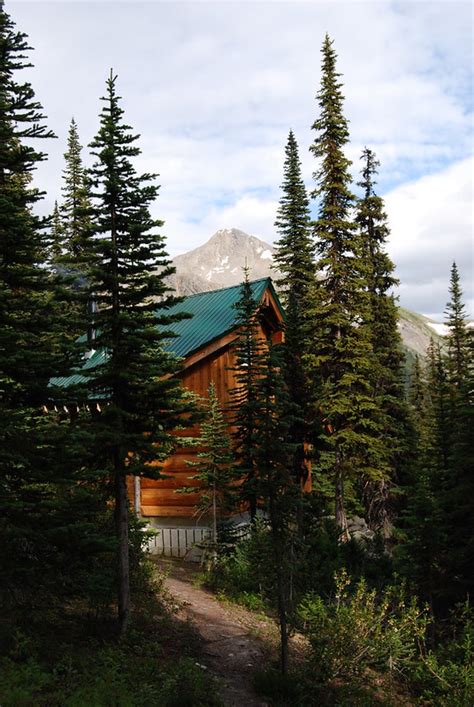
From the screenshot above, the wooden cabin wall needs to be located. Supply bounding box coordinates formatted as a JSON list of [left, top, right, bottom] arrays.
[[129, 307, 307, 521], [136, 339, 240, 519]]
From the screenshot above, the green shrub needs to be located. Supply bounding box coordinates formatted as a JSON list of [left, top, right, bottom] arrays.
[[0, 656, 53, 706], [412, 601, 474, 706], [157, 657, 223, 706], [298, 570, 427, 685], [253, 667, 301, 705], [207, 522, 275, 601]]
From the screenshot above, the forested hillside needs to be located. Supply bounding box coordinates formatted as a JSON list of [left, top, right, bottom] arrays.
[[0, 5, 472, 706]]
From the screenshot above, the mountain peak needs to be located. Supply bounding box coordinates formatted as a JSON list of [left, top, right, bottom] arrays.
[[167, 228, 277, 295], [209, 227, 250, 241]]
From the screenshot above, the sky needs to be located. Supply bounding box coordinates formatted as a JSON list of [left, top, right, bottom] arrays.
[[9, 0, 474, 320]]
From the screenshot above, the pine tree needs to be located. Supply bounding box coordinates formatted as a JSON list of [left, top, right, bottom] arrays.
[[186, 382, 235, 559], [443, 265, 473, 600], [445, 262, 470, 389], [229, 268, 268, 522], [51, 119, 95, 350], [83, 71, 191, 636], [396, 355, 448, 611], [273, 130, 315, 488], [60, 117, 91, 258], [307, 35, 382, 538], [400, 272, 473, 608], [355, 147, 410, 534], [426, 339, 451, 476], [0, 7, 94, 611], [253, 342, 299, 674], [229, 272, 301, 671]]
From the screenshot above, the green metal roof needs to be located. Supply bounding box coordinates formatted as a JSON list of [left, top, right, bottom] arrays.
[[160, 277, 282, 359], [50, 277, 283, 390]]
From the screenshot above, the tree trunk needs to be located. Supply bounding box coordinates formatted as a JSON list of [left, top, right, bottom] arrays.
[[335, 450, 350, 542], [276, 563, 289, 675], [364, 477, 392, 537], [212, 480, 218, 564], [249, 465, 257, 522], [114, 456, 130, 639], [269, 494, 289, 675]]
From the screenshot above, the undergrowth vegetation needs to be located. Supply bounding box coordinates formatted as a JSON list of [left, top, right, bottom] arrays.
[[0, 530, 222, 707], [204, 521, 474, 705]]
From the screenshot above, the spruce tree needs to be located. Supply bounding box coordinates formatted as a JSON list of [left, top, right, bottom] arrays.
[[253, 342, 298, 674], [443, 265, 473, 600], [0, 7, 92, 610], [400, 272, 474, 607], [60, 117, 91, 258], [186, 382, 235, 559], [83, 71, 191, 636], [396, 355, 447, 611], [230, 273, 298, 671], [52, 118, 94, 347], [426, 339, 451, 476], [355, 147, 410, 534], [273, 130, 315, 488], [229, 268, 268, 522], [445, 262, 470, 389], [307, 35, 382, 537]]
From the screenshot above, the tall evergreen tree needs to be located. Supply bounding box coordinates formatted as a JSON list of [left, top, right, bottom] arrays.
[[307, 35, 382, 537], [426, 339, 451, 476], [355, 147, 410, 534], [443, 265, 473, 601], [60, 117, 91, 258], [83, 71, 192, 636], [445, 262, 470, 389], [396, 355, 447, 612], [186, 382, 235, 559], [399, 272, 473, 609], [229, 269, 268, 522], [253, 343, 298, 674], [51, 118, 94, 347], [273, 130, 315, 488], [0, 7, 92, 610]]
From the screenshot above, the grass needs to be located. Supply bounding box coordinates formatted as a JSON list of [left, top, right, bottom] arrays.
[[0, 568, 223, 707]]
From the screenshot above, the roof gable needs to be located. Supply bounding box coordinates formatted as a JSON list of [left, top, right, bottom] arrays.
[[50, 277, 283, 389], [161, 277, 282, 359]]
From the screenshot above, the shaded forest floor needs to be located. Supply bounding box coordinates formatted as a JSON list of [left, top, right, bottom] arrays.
[[156, 558, 417, 707], [157, 557, 282, 706]]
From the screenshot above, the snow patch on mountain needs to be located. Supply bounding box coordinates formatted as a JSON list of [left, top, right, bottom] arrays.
[[426, 321, 448, 336]]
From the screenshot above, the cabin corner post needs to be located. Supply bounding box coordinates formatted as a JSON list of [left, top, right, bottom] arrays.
[[134, 475, 141, 515]]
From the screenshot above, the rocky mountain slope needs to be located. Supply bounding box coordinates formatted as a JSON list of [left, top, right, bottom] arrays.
[[167, 228, 442, 358], [167, 228, 280, 295]]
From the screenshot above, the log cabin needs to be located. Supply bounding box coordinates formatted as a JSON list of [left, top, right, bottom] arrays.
[[52, 278, 300, 556], [135, 277, 288, 554]]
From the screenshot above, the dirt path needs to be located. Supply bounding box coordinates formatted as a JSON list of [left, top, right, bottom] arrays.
[[158, 559, 272, 706]]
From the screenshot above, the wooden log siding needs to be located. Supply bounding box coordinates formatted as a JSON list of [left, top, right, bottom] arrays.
[[132, 340, 243, 517]]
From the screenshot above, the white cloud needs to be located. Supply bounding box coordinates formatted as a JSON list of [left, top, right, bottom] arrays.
[[385, 157, 473, 319], [163, 195, 279, 256], [9, 0, 473, 319]]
